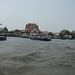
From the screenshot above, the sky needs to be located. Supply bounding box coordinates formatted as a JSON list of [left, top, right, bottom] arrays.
[[0, 0, 75, 32]]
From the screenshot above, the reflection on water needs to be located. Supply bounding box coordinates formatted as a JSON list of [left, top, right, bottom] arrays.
[[0, 37, 75, 75]]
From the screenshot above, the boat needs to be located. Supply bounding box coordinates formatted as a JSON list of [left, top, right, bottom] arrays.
[[21, 35, 30, 38], [30, 34, 51, 41], [0, 36, 6, 41], [60, 37, 72, 40]]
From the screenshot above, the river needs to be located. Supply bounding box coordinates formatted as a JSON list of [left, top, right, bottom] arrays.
[[0, 37, 75, 75]]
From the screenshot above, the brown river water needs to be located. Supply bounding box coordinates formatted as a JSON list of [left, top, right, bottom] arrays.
[[0, 37, 75, 75]]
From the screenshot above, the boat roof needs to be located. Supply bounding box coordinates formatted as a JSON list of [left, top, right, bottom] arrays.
[[30, 34, 48, 36]]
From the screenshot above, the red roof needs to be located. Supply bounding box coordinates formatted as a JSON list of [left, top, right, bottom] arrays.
[[25, 23, 40, 33], [41, 31, 48, 34], [21, 30, 25, 32]]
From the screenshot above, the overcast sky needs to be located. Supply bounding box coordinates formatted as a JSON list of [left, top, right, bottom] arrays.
[[0, 0, 75, 32]]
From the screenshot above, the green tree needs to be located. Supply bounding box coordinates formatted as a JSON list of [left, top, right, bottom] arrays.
[[10, 29, 21, 33], [0, 30, 6, 33], [9, 30, 14, 33], [48, 32, 54, 36], [71, 30, 75, 35], [60, 30, 71, 35], [14, 29, 21, 32]]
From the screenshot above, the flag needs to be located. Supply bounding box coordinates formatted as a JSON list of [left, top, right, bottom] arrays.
[[0, 23, 2, 25]]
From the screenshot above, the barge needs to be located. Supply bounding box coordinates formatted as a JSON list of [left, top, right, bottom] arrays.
[[30, 34, 51, 41]]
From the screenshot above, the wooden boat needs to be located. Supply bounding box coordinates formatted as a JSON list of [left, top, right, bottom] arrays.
[[30, 34, 51, 41], [0, 36, 6, 41]]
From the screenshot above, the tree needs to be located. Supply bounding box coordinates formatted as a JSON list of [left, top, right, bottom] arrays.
[[13, 29, 21, 36], [14, 29, 21, 32], [10, 29, 21, 33], [60, 30, 71, 35], [71, 30, 75, 35], [48, 32, 54, 36], [9, 30, 14, 33], [0, 30, 6, 33]]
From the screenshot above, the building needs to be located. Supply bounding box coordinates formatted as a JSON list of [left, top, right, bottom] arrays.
[[41, 31, 48, 35], [0, 27, 9, 33], [22, 23, 42, 35]]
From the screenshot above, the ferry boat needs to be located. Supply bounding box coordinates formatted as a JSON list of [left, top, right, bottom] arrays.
[[30, 34, 51, 41], [0, 36, 6, 41]]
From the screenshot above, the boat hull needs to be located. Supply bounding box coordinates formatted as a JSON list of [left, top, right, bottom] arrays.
[[0, 36, 6, 41], [30, 35, 51, 41], [30, 38, 51, 41], [21, 35, 30, 38]]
